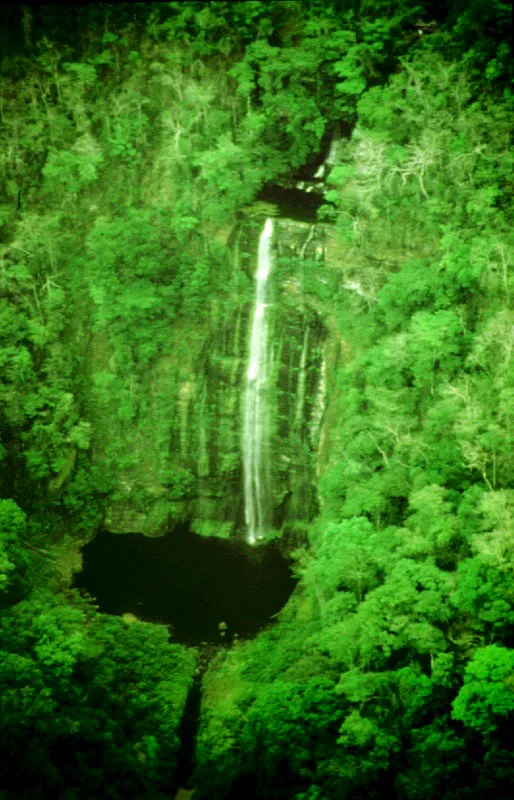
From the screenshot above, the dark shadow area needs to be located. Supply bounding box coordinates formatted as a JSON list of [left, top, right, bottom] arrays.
[[175, 674, 202, 791], [256, 185, 325, 222], [0, 579, 26, 611], [74, 528, 297, 646]]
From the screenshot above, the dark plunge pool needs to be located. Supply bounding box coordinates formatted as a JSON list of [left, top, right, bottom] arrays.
[[74, 529, 297, 646]]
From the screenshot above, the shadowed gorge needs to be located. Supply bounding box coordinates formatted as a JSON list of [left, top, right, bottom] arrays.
[[256, 185, 326, 222]]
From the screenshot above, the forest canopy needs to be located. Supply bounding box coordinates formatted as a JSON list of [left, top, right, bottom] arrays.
[[0, 1, 513, 798]]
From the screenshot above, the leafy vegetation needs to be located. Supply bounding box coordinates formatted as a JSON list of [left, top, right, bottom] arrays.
[[0, 593, 195, 798], [0, 0, 513, 797]]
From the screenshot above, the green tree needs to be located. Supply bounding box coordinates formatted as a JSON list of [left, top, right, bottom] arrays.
[[0, 499, 26, 592], [452, 645, 514, 735]]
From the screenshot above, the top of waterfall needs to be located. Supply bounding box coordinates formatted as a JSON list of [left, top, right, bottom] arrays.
[[256, 218, 273, 280]]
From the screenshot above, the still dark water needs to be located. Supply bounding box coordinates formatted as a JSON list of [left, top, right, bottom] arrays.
[[75, 529, 297, 645]]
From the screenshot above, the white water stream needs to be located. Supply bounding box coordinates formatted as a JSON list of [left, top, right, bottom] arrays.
[[243, 218, 274, 544]]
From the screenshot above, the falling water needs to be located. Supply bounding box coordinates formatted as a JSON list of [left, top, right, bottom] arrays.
[[243, 218, 274, 545], [314, 135, 340, 179], [326, 135, 339, 167]]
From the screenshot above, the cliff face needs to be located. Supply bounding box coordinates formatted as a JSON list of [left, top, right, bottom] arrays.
[[91, 215, 334, 538], [0, 10, 354, 541]]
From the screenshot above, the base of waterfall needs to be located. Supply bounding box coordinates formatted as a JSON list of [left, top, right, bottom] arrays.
[[74, 527, 296, 645]]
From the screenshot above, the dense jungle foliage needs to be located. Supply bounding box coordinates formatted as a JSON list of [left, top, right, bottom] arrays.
[[0, 1, 513, 798]]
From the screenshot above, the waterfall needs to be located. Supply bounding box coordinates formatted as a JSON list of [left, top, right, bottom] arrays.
[[326, 135, 339, 167], [314, 135, 339, 179], [243, 218, 274, 545]]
